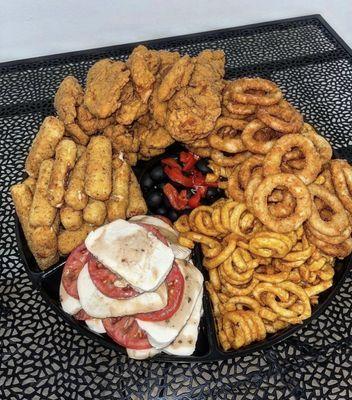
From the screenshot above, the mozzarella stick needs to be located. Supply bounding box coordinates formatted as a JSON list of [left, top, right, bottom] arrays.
[[58, 223, 93, 255], [25, 116, 65, 177], [11, 183, 59, 269], [85, 136, 112, 201], [48, 139, 77, 207], [107, 157, 130, 221], [65, 151, 88, 210], [60, 206, 83, 230], [126, 169, 148, 218], [83, 199, 106, 226], [29, 159, 57, 227]]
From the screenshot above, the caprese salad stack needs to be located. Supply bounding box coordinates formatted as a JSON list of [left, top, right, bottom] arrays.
[[60, 216, 204, 359]]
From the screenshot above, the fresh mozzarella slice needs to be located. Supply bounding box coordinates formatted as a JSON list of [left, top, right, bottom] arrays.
[[126, 348, 160, 360], [164, 288, 203, 356], [136, 260, 203, 349], [130, 215, 191, 260], [60, 281, 82, 315], [77, 264, 168, 318], [86, 319, 106, 334], [85, 219, 174, 292]]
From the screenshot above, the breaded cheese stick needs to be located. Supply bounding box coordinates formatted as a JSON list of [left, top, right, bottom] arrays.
[[85, 136, 112, 201], [60, 206, 83, 230], [107, 157, 130, 221], [126, 168, 148, 218], [83, 199, 106, 226], [48, 139, 77, 207], [58, 223, 93, 255], [31, 215, 59, 259], [11, 183, 59, 269], [23, 177, 37, 194], [29, 159, 57, 227], [65, 151, 88, 210], [25, 116, 65, 177], [66, 124, 90, 146]]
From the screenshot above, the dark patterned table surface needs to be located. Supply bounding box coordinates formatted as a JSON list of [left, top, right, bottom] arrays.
[[1, 15, 352, 400]]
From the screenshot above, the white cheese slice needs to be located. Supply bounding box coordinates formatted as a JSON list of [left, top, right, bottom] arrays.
[[136, 259, 203, 349], [126, 347, 160, 360], [85, 219, 174, 292], [60, 281, 82, 315], [130, 215, 192, 260], [77, 264, 168, 318], [86, 319, 106, 334], [164, 288, 203, 356]]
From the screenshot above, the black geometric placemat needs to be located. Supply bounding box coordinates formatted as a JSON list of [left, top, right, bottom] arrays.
[[1, 15, 351, 400]]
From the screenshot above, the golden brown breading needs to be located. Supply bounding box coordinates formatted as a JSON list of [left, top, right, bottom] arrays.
[[104, 124, 139, 154], [127, 45, 160, 103], [165, 50, 225, 142], [84, 59, 130, 118], [77, 105, 115, 135], [115, 82, 148, 125], [54, 76, 83, 125]]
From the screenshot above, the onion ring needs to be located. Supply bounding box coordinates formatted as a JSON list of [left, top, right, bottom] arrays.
[[257, 102, 303, 134], [241, 120, 278, 155], [252, 173, 312, 233], [230, 78, 282, 106], [301, 123, 332, 164], [210, 149, 251, 167], [330, 159, 352, 213], [263, 134, 322, 184], [208, 117, 247, 153]]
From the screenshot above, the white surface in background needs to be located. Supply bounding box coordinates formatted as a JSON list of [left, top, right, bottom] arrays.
[[0, 0, 351, 62]]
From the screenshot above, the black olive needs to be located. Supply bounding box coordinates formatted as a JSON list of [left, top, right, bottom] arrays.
[[205, 186, 219, 200], [168, 209, 179, 222], [157, 182, 166, 191], [195, 158, 212, 174], [155, 206, 168, 216], [140, 173, 153, 191], [150, 165, 166, 182], [146, 191, 163, 209], [163, 194, 171, 208]]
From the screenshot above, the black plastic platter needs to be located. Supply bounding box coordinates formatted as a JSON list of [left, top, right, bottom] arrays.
[[15, 141, 352, 362]]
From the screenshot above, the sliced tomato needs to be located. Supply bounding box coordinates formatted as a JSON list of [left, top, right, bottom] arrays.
[[136, 262, 184, 322], [134, 222, 169, 246], [103, 317, 151, 350], [74, 309, 91, 321], [88, 257, 138, 299], [62, 243, 90, 299]]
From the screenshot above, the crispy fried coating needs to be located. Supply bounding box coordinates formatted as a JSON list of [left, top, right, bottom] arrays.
[[104, 124, 139, 154], [25, 117, 65, 177], [84, 59, 130, 118], [60, 206, 83, 230], [48, 139, 77, 207], [165, 50, 225, 142], [127, 45, 160, 103], [126, 169, 148, 218], [58, 223, 93, 255], [77, 105, 115, 135], [115, 82, 149, 125], [54, 76, 83, 125], [83, 199, 107, 226], [65, 151, 88, 210], [29, 159, 57, 227], [85, 136, 112, 201]]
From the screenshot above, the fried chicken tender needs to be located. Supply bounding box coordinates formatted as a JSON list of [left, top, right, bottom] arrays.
[[115, 82, 148, 125], [165, 50, 225, 142], [54, 76, 83, 125], [84, 59, 130, 118], [77, 105, 114, 135], [127, 45, 160, 104], [104, 124, 139, 154]]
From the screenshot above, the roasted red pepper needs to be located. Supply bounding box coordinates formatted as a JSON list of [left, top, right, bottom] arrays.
[[161, 157, 182, 169], [164, 166, 194, 187], [163, 183, 188, 210], [188, 186, 207, 209], [179, 151, 199, 171]]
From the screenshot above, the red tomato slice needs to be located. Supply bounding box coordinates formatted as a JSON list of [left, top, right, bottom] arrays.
[[135, 262, 184, 322], [62, 243, 90, 299], [74, 309, 91, 321], [88, 257, 138, 299], [103, 317, 151, 350]]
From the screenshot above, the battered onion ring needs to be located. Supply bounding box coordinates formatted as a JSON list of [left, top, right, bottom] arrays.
[[268, 190, 296, 219], [210, 149, 251, 167], [230, 78, 282, 106], [301, 123, 332, 165], [244, 169, 264, 214], [239, 155, 265, 188], [252, 173, 312, 233], [330, 159, 352, 213], [241, 120, 278, 155], [208, 118, 247, 153], [306, 222, 351, 245], [308, 184, 349, 236], [257, 102, 303, 134], [187, 146, 212, 157], [263, 134, 322, 185]]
